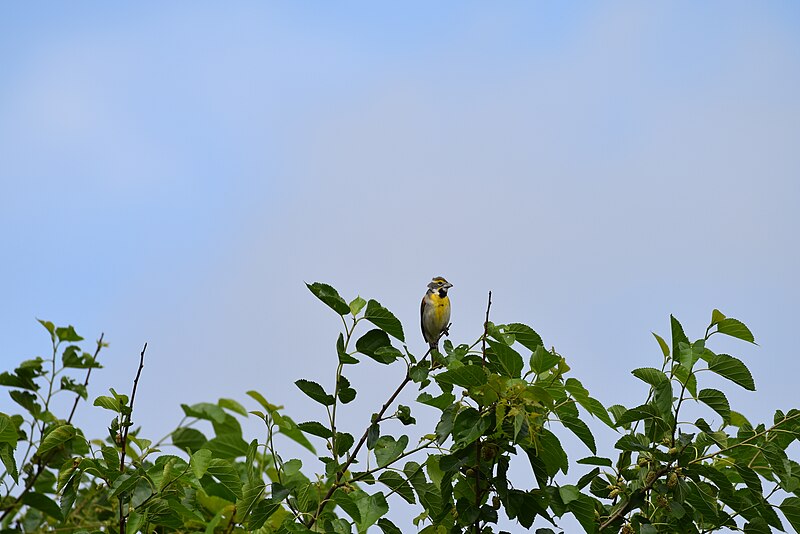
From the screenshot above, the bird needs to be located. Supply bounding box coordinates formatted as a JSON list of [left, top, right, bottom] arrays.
[[421, 276, 453, 351]]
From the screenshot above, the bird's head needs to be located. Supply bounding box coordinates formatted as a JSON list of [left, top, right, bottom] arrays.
[[428, 276, 453, 296]]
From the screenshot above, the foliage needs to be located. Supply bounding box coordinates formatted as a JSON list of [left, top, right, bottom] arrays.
[[1, 286, 798, 533]]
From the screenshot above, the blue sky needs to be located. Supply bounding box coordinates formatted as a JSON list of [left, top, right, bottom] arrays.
[[2, 2, 800, 531]]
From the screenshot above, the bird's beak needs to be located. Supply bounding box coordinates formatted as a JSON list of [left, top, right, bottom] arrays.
[[445, 282, 453, 289]]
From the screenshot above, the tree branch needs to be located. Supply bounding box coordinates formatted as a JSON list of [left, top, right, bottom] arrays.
[[306, 347, 432, 529]]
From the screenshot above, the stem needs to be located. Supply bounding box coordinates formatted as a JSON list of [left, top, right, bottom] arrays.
[[67, 333, 105, 424], [306, 347, 432, 530], [475, 291, 492, 534], [119, 343, 147, 534], [330, 318, 358, 462], [41, 339, 60, 436], [1, 335, 106, 522]]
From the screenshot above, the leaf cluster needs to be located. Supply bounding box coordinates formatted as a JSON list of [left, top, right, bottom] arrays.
[[0, 291, 797, 534]]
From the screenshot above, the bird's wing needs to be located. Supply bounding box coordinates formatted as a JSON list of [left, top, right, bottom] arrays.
[[420, 295, 428, 342]]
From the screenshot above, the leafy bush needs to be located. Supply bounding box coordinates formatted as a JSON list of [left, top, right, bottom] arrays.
[[1, 284, 798, 533]]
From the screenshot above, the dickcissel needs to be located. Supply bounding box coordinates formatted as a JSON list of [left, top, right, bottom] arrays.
[[421, 276, 453, 350]]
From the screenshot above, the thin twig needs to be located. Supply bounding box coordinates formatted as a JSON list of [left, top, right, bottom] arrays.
[[67, 333, 105, 424], [119, 343, 147, 534], [1, 333, 106, 522], [475, 291, 492, 534], [306, 348, 433, 529]]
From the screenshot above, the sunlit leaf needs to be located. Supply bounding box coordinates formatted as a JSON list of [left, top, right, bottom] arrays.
[[505, 323, 543, 352], [486, 339, 523, 378], [295, 380, 335, 406], [365, 299, 405, 341], [698, 388, 731, 423], [716, 318, 756, 344], [632, 367, 668, 386], [349, 296, 367, 316], [306, 282, 351, 315], [708, 354, 756, 391], [378, 471, 415, 504], [38, 424, 76, 456], [652, 332, 670, 358]]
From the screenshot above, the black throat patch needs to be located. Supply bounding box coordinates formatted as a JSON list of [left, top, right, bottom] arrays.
[[438, 289, 447, 298]]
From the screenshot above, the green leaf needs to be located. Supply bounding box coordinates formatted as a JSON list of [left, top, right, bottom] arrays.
[[172, 427, 207, 452], [349, 296, 367, 316], [333, 432, 354, 457], [0, 443, 18, 482], [207, 458, 243, 499], [367, 424, 380, 450], [531, 428, 568, 478], [181, 402, 226, 423], [336, 334, 359, 365], [110, 472, 142, 498], [614, 434, 650, 451], [616, 404, 663, 426], [435, 366, 487, 388], [559, 414, 596, 454], [204, 434, 250, 459], [698, 388, 731, 423], [685, 480, 718, 522], [710, 309, 726, 326], [190, 449, 212, 479], [780, 496, 800, 531], [38, 424, 76, 456], [247, 496, 282, 529], [670, 315, 689, 360], [55, 325, 83, 342], [333, 488, 362, 524], [708, 353, 756, 391], [60, 472, 79, 518], [218, 398, 248, 417], [297, 421, 332, 439], [62, 345, 101, 369], [93, 395, 122, 413], [577, 456, 612, 467], [378, 471, 415, 504], [337, 376, 357, 404], [716, 318, 756, 344], [486, 339, 523, 378], [0, 414, 18, 445], [530, 346, 560, 374], [453, 408, 491, 448], [652, 332, 670, 358], [565, 378, 614, 427], [678, 340, 705, 370], [364, 299, 405, 342], [354, 490, 389, 533], [396, 405, 416, 425], [417, 391, 455, 411], [295, 380, 335, 406], [567, 494, 597, 533], [653, 380, 673, 416], [355, 329, 398, 364], [246, 390, 281, 414], [306, 282, 351, 315], [374, 435, 408, 467], [276, 414, 316, 454], [238, 480, 267, 520], [505, 323, 543, 352], [734, 464, 762, 494], [631, 367, 668, 386], [558, 484, 580, 504], [38, 318, 56, 339], [22, 492, 63, 521], [377, 518, 403, 534]]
